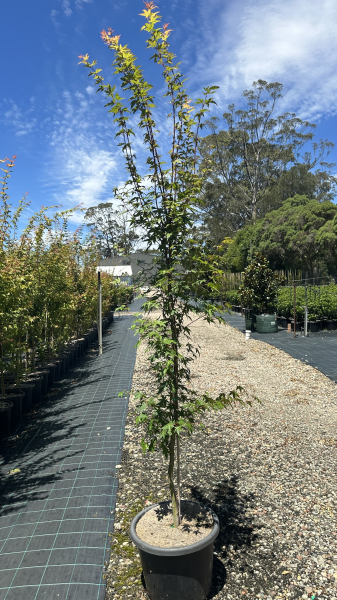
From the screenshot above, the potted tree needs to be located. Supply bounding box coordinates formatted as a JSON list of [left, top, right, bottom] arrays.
[[80, 6, 255, 599], [238, 253, 285, 334]]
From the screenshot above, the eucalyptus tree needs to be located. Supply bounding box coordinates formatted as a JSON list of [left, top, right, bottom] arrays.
[[80, 1, 252, 527], [198, 79, 336, 240], [84, 202, 139, 258]]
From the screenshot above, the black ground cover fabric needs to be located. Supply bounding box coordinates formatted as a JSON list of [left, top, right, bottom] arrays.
[[225, 311, 337, 382], [0, 301, 142, 600]]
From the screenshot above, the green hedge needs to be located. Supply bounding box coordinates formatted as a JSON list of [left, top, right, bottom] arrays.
[[277, 284, 337, 320]]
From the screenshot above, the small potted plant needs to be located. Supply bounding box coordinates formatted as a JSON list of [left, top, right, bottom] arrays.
[[80, 7, 255, 599], [238, 253, 285, 334]]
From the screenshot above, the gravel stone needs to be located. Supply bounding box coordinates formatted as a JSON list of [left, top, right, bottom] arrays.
[[105, 316, 337, 600]]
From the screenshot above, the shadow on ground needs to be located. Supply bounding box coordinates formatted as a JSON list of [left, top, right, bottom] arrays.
[[189, 477, 259, 598]]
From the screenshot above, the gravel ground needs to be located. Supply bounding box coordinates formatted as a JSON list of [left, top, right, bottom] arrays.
[[104, 316, 337, 600]]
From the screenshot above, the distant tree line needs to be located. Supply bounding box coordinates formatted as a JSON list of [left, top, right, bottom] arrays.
[[196, 79, 337, 272], [85, 79, 337, 274]]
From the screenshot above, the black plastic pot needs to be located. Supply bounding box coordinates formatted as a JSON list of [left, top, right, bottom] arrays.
[[83, 333, 90, 349], [309, 321, 319, 333], [130, 501, 219, 600], [277, 316, 287, 329], [26, 375, 43, 403], [6, 392, 24, 429], [76, 338, 85, 356], [0, 398, 13, 439], [53, 359, 61, 381], [20, 383, 34, 412], [61, 352, 71, 372], [45, 363, 56, 387], [35, 369, 50, 395], [326, 320, 336, 331], [57, 354, 67, 377], [6, 384, 34, 413]]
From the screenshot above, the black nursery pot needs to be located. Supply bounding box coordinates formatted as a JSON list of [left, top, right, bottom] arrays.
[[6, 392, 24, 429], [0, 398, 13, 439], [26, 375, 43, 404], [35, 369, 50, 395], [45, 363, 57, 387], [6, 384, 34, 413], [326, 320, 336, 331], [130, 501, 219, 600], [309, 321, 319, 333]]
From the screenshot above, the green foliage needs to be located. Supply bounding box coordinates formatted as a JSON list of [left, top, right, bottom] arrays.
[[277, 284, 337, 320], [197, 79, 336, 242], [80, 2, 254, 527], [0, 156, 126, 394], [238, 252, 284, 313], [84, 202, 139, 258], [226, 195, 337, 274]]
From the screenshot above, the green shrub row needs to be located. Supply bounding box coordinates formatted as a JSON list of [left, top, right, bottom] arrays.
[[0, 157, 132, 390], [208, 283, 337, 320], [276, 285, 337, 320]]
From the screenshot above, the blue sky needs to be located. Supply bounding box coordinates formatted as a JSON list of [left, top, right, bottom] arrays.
[[2, 0, 337, 226]]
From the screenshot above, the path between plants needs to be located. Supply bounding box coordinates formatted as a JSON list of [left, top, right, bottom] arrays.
[[0, 299, 143, 600], [224, 311, 337, 383]]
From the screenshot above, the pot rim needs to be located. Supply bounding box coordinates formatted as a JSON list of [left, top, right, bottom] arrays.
[[129, 500, 219, 557], [0, 398, 14, 411], [0, 391, 24, 398]]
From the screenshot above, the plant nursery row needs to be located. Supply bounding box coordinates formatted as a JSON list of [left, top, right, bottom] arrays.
[[0, 311, 116, 440], [225, 285, 337, 323], [0, 157, 133, 438]]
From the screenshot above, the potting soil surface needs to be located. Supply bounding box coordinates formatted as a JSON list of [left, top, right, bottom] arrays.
[[0, 299, 143, 600], [224, 311, 337, 382]]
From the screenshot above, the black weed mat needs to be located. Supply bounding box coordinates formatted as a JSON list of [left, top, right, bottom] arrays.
[[0, 308, 140, 600], [224, 312, 337, 382]]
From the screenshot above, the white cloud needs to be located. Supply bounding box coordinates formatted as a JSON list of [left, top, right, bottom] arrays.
[[61, 148, 117, 209], [187, 0, 337, 122], [75, 0, 92, 9], [50, 9, 59, 26], [3, 99, 37, 136], [44, 89, 121, 221], [62, 0, 72, 16]]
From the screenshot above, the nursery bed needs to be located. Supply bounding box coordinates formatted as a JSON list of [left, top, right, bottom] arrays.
[[106, 314, 337, 600], [224, 311, 337, 382], [0, 299, 144, 600]]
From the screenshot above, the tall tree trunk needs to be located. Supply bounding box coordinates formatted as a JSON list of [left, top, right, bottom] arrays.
[[168, 432, 179, 528]]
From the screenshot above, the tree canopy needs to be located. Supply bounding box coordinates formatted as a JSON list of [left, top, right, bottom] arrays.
[[226, 195, 337, 275], [197, 80, 337, 246], [84, 202, 139, 258]]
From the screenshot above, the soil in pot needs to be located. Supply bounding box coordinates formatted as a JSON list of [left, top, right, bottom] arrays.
[[136, 501, 213, 548], [131, 500, 219, 600], [0, 399, 13, 439]]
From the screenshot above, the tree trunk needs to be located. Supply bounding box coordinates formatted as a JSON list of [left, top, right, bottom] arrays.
[[168, 432, 179, 528]]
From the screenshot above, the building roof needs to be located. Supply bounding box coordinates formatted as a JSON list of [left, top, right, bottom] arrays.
[[96, 265, 133, 277]]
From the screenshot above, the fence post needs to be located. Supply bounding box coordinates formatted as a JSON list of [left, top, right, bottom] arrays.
[[98, 270, 103, 355], [304, 305, 308, 337], [293, 282, 296, 338]]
